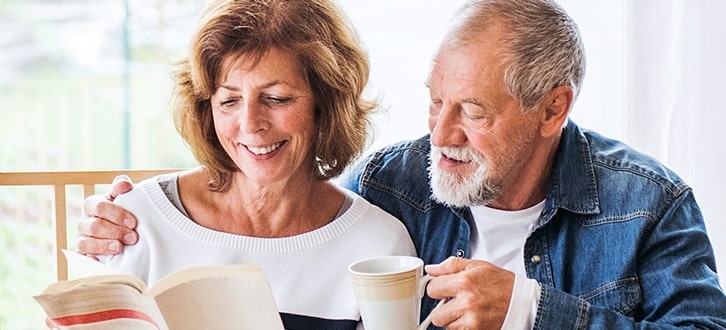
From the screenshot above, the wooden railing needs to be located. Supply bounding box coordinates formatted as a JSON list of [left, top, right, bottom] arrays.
[[0, 169, 180, 281]]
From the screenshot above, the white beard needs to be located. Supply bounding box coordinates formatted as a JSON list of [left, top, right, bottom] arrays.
[[428, 145, 501, 208]]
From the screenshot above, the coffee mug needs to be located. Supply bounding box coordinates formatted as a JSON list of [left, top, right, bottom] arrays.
[[349, 256, 442, 330]]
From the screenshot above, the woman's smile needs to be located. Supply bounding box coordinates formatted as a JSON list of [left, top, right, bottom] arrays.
[[245, 141, 286, 156]]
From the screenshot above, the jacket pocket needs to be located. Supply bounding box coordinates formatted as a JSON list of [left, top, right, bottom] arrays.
[[578, 277, 641, 316]]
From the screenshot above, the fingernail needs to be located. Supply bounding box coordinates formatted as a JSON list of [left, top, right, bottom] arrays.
[[113, 175, 131, 184], [108, 241, 120, 252], [123, 233, 136, 244], [123, 218, 135, 228]]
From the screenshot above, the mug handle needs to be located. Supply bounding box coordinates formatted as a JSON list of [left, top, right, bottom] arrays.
[[416, 275, 447, 330]]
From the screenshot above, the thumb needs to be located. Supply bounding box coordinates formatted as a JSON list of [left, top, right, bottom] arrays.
[[107, 175, 135, 201], [425, 256, 468, 276]]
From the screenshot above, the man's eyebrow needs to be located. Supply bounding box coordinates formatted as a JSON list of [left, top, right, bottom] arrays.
[[463, 97, 493, 110], [463, 98, 482, 106]]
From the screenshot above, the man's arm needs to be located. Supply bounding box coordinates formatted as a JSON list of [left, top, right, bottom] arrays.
[[76, 175, 138, 255]]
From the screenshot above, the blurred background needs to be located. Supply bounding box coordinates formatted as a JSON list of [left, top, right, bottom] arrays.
[[2, 0, 724, 328]]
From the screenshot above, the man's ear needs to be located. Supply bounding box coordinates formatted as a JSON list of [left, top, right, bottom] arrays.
[[540, 85, 573, 137]]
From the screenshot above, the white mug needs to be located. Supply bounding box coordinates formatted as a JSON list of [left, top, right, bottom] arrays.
[[349, 256, 441, 330]]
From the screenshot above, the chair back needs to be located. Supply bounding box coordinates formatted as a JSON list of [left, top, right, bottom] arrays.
[[0, 169, 179, 280]]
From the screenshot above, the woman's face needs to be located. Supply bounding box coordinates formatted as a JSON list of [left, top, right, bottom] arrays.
[[210, 48, 317, 186]]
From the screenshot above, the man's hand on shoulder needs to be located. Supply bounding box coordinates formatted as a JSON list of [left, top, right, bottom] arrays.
[[76, 175, 137, 256]]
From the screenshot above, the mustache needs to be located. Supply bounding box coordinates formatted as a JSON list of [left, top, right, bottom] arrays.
[[428, 145, 499, 207], [430, 145, 486, 163]]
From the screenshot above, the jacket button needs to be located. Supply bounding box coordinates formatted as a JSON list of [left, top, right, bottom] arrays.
[[530, 255, 542, 264], [456, 249, 465, 258]]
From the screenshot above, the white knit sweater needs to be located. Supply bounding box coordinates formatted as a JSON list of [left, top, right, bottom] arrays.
[[102, 174, 416, 329]]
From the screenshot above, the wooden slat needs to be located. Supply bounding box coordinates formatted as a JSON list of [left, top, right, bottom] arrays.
[[0, 169, 180, 186], [82, 184, 95, 198], [0, 169, 181, 281], [53, 184, 68, 281]]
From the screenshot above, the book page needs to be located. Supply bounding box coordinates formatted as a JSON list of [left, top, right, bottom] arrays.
[[62, 249, 129, 277], [154, 278, 283, 329], [60, 249, 147, 293], [149, 265, 284, 330], [147, 263, 266, 296], [34, 282, 168, 330], [45, 251, 283, 329]]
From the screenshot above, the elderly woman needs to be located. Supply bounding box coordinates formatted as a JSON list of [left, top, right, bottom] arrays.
[[92, 0, 415, 328]]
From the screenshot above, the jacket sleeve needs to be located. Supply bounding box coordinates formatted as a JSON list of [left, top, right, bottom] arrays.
[[535, 190, 726, 329]]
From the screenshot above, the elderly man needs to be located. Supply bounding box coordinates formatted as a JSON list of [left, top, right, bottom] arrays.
[[78, 0, 726, 328]]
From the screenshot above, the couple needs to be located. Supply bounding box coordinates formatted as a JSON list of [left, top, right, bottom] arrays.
[[74, 0, 726, 329]]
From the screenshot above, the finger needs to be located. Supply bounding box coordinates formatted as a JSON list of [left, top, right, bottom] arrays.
[[429, 295, 467, 328], [76, 235, 124, 255], [425, 259, 497, 300], [108, 175, 135, 201], [431, 296, 501, 330], [425, 256, 469, 276], [77, 213, 138, 244], [45, 316, 57, 329], [82, 195, 137, 229], [428, 287, 494, 330], [419, 297, 447, 329], [426, 272, 461, 301]]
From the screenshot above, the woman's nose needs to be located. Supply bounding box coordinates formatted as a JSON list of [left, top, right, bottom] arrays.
[[238, 100, 268, 133]]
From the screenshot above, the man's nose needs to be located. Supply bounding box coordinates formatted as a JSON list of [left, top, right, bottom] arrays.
[[430, 103, 465, 147]]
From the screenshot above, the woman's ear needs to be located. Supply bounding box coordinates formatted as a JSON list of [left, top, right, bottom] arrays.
[[540, 85, 573, 137]]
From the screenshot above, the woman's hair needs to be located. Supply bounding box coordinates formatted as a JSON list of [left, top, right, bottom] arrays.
[[446, 0, 585, 111], [173, 0, 377, 191]]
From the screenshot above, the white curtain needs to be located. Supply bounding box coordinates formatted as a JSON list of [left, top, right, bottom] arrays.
[[631, 0, 726, 282], [341, 0, 726, 283], [561, 0, 726, 282]]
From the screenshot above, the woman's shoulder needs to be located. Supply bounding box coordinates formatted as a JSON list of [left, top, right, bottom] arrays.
[[115, 170, 186, 212], [344, 189, 406, 229], [342, 190, 416, 255]]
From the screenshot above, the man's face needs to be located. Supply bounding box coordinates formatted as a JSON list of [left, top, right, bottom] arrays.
[[426, 30, 544, 209]]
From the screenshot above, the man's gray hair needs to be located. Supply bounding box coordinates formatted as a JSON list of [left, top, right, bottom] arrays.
[[446, 0, 586, 111]]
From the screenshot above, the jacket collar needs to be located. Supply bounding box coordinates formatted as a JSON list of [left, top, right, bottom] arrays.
[[546, 119, 601, 217], [424, 119, 600, 222]]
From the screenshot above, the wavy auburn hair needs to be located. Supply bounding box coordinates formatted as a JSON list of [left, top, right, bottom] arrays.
[[173, 0, 377, 191]]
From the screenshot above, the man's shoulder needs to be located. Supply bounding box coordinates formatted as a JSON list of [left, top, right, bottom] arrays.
[[560, 124, 692, 215], [371, 135, 431, 158], [581, 128, 688, 192], [341, 135, 433, 207], [361, 135, 431, 179]]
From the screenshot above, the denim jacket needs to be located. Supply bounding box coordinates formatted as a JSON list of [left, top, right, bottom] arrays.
[[341, 120, 726, 329]]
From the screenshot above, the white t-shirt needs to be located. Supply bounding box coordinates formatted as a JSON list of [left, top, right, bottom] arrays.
[[469, 200, 545, 330], [469, 201, 544, 274]]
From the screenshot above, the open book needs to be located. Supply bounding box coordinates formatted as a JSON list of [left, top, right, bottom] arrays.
[[34, 250, 284, 330]]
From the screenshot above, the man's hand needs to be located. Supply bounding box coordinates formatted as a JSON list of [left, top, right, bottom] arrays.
[[424, 257, 515, 330], [76, 175, 137, 256]]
